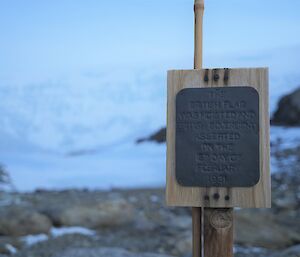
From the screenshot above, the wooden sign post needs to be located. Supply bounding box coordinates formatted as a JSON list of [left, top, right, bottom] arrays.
[[166, 1, 271, 257]]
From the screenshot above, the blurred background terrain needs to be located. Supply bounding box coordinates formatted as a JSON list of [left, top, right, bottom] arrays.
[[0, 0, 299, 256]]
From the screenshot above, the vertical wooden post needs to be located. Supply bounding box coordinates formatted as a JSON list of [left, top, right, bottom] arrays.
[[204, 208, 233, 257], [194, 0, 204, 69], [192, 1, 204, 257], [198, 0, 234, 255], [193, 1, 233, 257], [192, 207, 202, 257]]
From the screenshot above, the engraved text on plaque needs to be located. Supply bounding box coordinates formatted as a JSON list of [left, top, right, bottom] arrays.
[[175, 87, 260, 187]]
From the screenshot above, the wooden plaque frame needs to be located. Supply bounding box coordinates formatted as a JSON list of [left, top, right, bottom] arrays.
[[166, 68, 271, 208]]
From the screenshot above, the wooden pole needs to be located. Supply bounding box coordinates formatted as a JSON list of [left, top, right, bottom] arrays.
[[193, 1, 233, 257], [192, 1, 204, 257], [194, 0, 204, 70], [192, 207, 202, 257], [195, 0, 234, 255], [204, 208, 233, 257]]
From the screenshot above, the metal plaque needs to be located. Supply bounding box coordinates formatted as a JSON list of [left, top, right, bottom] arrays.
[[176, 87, 260, 187]]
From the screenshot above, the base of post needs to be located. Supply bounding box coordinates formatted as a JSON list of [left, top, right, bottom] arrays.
[[204, 208, 233, 257]]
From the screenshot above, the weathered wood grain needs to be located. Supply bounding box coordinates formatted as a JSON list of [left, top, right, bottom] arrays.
[[192, 207, 202, 257], [194, 0, 204, 69], [192, 1, 204, 256], [204, 208, 233, 257], [166, 68, 271, 208]]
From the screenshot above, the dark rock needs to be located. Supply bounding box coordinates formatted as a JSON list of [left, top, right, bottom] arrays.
[[272, 87, 300, 126], [136, 128, 166, 144], [0, 236, 22, 255], [45, 199, 134, 229], [53, 247, 174, 257], [235, 209, 300, 249], [0, 206, 51, 237], [234, 245, 273, 257], [271, 244, 300, 257]]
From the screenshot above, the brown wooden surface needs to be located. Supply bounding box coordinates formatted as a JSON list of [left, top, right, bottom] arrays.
[[204, 208, 233, 257], [192, 1, 204, 256], [192, 207, 202, 257], [194, 0, 204, 69], [166, 68, 271, 208]]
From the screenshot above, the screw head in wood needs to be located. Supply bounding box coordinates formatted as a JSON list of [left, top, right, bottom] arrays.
[[213, 193, 220, 200], [213, 73, 220, 81]]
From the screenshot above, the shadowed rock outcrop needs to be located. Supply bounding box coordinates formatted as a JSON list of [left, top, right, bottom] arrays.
[[272, 87, 300, 126], [136, 128, 166, 144]]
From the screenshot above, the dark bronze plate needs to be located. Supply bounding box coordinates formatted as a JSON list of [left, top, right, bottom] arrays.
[[176, 87, 260, 187]]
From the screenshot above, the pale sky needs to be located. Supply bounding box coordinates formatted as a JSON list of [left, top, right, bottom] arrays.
[[0, 0, 300, 86]]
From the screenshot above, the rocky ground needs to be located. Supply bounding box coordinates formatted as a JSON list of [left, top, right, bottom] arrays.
[[0, 153, 299, 257]]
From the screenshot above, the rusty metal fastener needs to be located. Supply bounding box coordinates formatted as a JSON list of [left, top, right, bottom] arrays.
[[204, 69, 209, 82], [213, 73, 220, 81], [224, 68, 229, 82], [213, 193, 220, 200]]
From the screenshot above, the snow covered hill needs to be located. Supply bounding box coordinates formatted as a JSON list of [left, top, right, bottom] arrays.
[[0, 66, 300, 191], [0, 69, 166, 154]]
